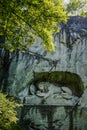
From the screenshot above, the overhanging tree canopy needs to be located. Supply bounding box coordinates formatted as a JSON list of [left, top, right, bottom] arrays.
[[66, 0, 87, 16], [0, 0, 67, 51]]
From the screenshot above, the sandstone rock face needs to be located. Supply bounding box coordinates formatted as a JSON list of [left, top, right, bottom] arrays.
[[0, 16, 87, 130]]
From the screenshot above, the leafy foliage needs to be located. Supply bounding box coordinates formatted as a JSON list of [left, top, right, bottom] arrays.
[[0, 92, 21, 130], [0, 0, 67, 51], [66, 0, 87, 16]]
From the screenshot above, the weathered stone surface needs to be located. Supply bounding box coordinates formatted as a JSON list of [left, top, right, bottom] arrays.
[[29, 84, 36, 95], [38, 82, 61, 94], [25, 96, 42, 104], [61, 86, 72, 95], [18, 87, 28, 97], [61, 93, 72, 100], [19, 82, 79, 106], [22, 106, 87, 130], [32, 71, 84, 97], [0, 16, 87, 130]]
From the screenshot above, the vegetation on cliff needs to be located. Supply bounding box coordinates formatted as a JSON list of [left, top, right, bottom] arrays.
[[0, 0, 67, 51], [0, 92, 22, 130], [66, 0, 87, 16]]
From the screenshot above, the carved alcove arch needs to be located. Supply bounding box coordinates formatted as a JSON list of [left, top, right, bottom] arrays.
[[31, 71, 84, 97]]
